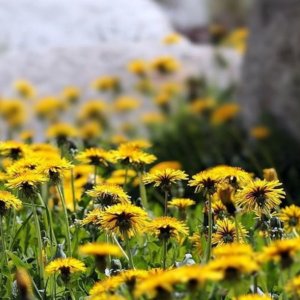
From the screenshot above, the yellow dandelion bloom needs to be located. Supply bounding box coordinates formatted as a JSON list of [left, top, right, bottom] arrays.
[[151, 56, 180, 74], [189, 232, 202, 253], [91, 76, 120, 92], [261, 238, 300, 268], [209, 255, 259, 280], [250, 126, 270, 140], [14, 80, 36, 99], [127, 59, 149, 77], [61, 86, 80, 104], [36, 157, 73, 183], [141, 112, 165, 125], [168, 198, 195, 209], [235, 180, 285, 215], [189, 169, 220, 195], [78, 100, 107, 121], [143, 168, 188, 190], [19, 130, 34, 142], [286, 275, 300, 297], [45, 257, 86, 281], [280, 204, 300, 232], [80, 208, 102, 226], [15, 268, 33, 299], [35, 96, 64, 120], [189, 98, 216, 114], [0, 141, 29, 160], [212, 219, 248, 246], [236, 295, 271, 300], [213, 243, 254, 258], [6, 171, 47, 197], [147, 216, 188, 241], [150, 161, 182, 173], [87, 183, 130, 206], [46, 123, 77, 140], [89, 276, 123, 295], [162, 33, 182, 45], [113, 96, 140, 112], [0, 190, 22, 214], [263, 168, 278, 182], [79, 242, 123, 258], [76, 148, 112, 167], [80, 121, 102, 140], [111, 143, 156, 166], [100, 203, 148, 239], [211, 103, 240, 125], [119, 269, 149, 288]]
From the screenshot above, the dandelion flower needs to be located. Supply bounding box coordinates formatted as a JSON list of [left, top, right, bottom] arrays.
[[87, 184, 130, 206], [211, 103, 240, 125], [45, 257, 86, 282], [235, 179, 285, 215], [76, 148, 112, 167], [0, 190, 22, 215], [143, 168, 188, 191], [286, 275, 300, 297], [168, 198, 195, 209], [147, 216, 188, 241], [280, 204, 300, 232], [100, 203, 148, 239], [15, 268, 34, 300]]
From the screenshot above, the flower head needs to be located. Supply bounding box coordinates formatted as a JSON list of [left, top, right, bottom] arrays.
[[235, 180, 285, 215], [286, 275, 300, 297], [168, 198, 195, 209], [45, 257, 86, 282], [0, 190, 22, 215], [211, 103, 240, 125], [100, 203, 148, 239], [151, 56, 180, 74], [87, 184, 130, 206], [76, 148, 112, 167], [212, 219, 248, 246], [280, 204, 300, 232], [143, 168, 188, 191], [14, 80, 36, 99], [147, 216, 188, 241]]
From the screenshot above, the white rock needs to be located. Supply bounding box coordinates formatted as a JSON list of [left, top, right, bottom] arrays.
[[0, 0, 172, 52]]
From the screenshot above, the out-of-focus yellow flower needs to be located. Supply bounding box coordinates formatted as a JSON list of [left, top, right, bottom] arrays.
[[280, 204, 300, 233], [79, 242, 123, 258], [150, 161, 182, 173], [263, 168, 278, 181], [15, 268, 34, 300], [0, 140, 30, 160], [0, 190, 22, 215], [250, 126, 270, 140], [236, 294, 271, 300], [91, 76, 120, 92], [223, 28, 249, 54], [127, 59, 149, 77], [151, 56, 180, 74], [113, 96, 140, 112], [45, 257, 86, 280], [19, 130, 34, 143], [134, 79, 154, 94], [35, 96, 64, 121], [0, 99, 26, 128], [80, 208, 102, 226], [141, 112, 165, 125], [261, 238, 300, 268], [78, 100, 107, 122], [162, 33, 182, 45], [76, 148, 112, 167], [209, 24, 228, 44], [168, 198, 195, 209], [189, 232, 202, 253], [61, 86, 81, 105], [189, 98, 216, 114], [46, 123, 77, 141], [286, 275, 300, 297], [110, 134, 128, 145], [211, 103, 240, 125], [14, 80, 36, 99], [80, 121, 102, 140], [154, 92, 172, 107]]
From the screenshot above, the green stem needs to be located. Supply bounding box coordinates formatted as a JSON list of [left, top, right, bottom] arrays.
[[234, 214, 240, 243], [94, 165, 97, 186], [164, 190, 168, 216], [0, 215, 12, 293], [123, 165, 129, 191], [205, 194, 213, 263], [56, 184, 72, 257], [162, 239, 167, 270], [70, 169, 77, 211], [125, 235, 135, 269], [33, 205, 45, 289], [253, 273, 258, 294], [138, 171, 148, 209], [37, 193, 56, 252], [112, 234, 129, 261]]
